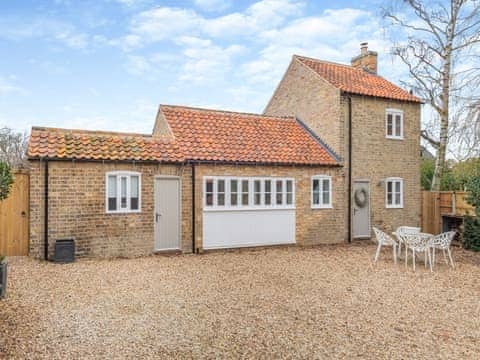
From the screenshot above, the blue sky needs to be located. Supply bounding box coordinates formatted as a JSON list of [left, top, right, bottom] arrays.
[[0, 0, 410, 134]]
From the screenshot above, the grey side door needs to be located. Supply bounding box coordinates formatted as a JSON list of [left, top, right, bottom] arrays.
[[154, 177, 181, 251], [353, 180, 370, 238]]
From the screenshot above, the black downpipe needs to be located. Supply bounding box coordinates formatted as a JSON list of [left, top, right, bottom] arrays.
[[191, 163, 196, 253], [347, 97, 353, 244], [44, 160, 49, 260]]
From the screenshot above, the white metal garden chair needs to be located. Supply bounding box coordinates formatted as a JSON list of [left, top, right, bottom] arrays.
[[402, 233, 433, 272], [394, 226, 421, 257], [372, 227, 397, 264], [429, 231, 456, 269]]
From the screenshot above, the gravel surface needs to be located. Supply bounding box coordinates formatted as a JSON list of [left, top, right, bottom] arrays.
[[1, 243, 479, 359]]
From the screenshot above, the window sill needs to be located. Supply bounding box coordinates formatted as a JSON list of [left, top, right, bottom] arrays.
[[386, 205, 403, 209], [311, 205, 333, 209], [106, 210, 142, 214], [386, 136, 404, 140]]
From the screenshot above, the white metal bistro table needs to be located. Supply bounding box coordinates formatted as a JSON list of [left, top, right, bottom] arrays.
[[397, 232, 434, 271]]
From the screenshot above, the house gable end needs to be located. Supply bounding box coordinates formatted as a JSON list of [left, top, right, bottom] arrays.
[[264, 56, 344, 157], [152, 106, 174, 138]]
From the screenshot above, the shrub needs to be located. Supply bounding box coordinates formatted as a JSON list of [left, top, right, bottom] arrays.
[[464, 217, 480, 252], [0, 161, 14, 201], [464, 176, 480, 251]]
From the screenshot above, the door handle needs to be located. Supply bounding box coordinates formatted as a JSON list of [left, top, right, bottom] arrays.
[[21, 211, 27, 217], [156, 213, 161, 222]]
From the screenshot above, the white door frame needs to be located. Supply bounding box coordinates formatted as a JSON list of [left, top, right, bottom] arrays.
[[353, 179, 371, 239], [154, 175, 182, 251]]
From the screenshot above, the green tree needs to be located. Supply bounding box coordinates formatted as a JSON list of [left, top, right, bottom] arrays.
[[421, 158, 480, 191], [421, 159, 435, 190], [464, 176, 480, 251], [0, 161, 14, 201]]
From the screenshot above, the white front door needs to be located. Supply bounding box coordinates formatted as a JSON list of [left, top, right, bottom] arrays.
[[154, 177, 181, 251], [353, 180, 370, 238]]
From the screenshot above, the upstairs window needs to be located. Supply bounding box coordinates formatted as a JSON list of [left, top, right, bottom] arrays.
[[106, 172, 141, 213], [386, 177, 403, 208], [311, 175, 332, 208], [386, 109, 404, 139]]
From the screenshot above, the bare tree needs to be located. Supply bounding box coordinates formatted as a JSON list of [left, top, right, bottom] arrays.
[[453, 101, 480, 158], [383, 0, 480, 190], [0, 127, 29, 169]]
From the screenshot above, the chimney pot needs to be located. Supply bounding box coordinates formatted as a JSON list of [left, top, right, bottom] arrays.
[[360, 42, 368, 55]]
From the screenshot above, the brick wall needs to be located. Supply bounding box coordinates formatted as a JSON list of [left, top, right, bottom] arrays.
[[29, 161, 192, 259], [193, 164, 346, 250], [345, 95, 421, 233], [264, 60, 422, 237], [30, 161, 345, 258]]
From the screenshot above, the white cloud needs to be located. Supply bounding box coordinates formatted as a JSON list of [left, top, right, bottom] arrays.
[[239, 8, 391, 85], [129, 7, 201, 44], [54, 31, 89, 49], [201, 0, 304, 38], [226, 86, 267, 111], [125, 55, 153, 76], [177, 37, 246, 83], [194, 0, 232, 12], [110, 0, 152, 8], [124, 0, 304, 48], [0, 17, 91, 50], [0, 76, 25, 96], [117, 1, 408, 115]]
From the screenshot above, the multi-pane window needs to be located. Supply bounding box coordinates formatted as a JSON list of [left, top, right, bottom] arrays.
[[241, 180, 249, 205], [217, 179, 225, 206], [276, 180, 283, 205], [386, 109, 404, 139], [311, 175, 332, 208], [386, 178, 403, 208], [264, 180, 272, 206], [254, 180, 262, 205], [230, 179, 238, 206], [106, 172, 141, 213], [203, 177, 295, 210], [286, 180, 293, 205], [205, 179, 214, 206]]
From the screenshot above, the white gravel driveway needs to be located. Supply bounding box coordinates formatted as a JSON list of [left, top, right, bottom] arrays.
[[1, 243, 479, 359]]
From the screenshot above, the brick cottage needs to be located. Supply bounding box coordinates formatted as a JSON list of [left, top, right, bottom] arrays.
[[28, 44, 422, 259]]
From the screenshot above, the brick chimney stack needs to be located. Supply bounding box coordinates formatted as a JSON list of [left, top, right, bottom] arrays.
[[351, 42, 378, 74]]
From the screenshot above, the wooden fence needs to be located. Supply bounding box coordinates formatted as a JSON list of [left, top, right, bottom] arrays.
[[0, 171, 29, 256], [421, 191, 475, 235]]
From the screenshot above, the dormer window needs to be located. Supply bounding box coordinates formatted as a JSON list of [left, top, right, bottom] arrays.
[[386, 109, 404, 140]]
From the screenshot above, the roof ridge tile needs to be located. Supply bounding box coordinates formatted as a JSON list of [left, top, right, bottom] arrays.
[[160, 104, 295, 121]]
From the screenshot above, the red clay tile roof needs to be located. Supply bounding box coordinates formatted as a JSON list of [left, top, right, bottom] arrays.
[[28, 106, 339, 165], [159, 105, 338, 165], [295, 55, 422, 103], [28, 105, 338, 165], [28, 127, 184, 162]]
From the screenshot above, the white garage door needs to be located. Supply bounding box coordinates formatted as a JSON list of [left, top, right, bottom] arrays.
[[202, 177, 296, 249]]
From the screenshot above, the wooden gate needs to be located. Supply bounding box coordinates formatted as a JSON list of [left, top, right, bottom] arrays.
[[421, 191, 442, 235], [0, 171, 29, 256], [421, 191, 476, 235]]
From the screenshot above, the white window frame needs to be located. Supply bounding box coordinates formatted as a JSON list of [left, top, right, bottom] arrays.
[[385, 177, 403, 209], [203, 176, 295, 211], [311, 175, 333, 209], [385, 108, 404, 140], [105, 171, 142, 214]]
